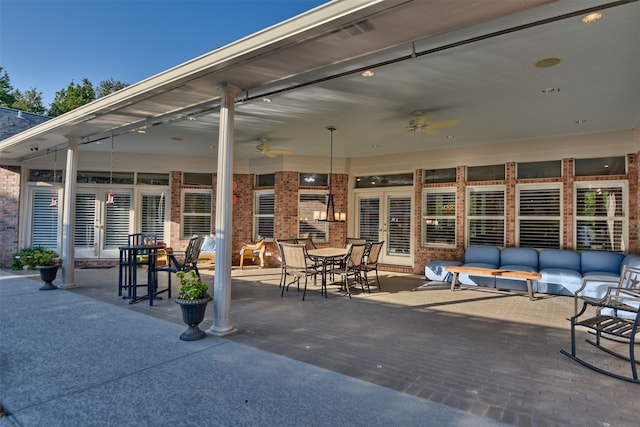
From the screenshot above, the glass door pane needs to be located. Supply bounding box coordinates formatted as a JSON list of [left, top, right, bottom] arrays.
[[386, 195, 412, 261], [140, 192, 167, 242], [75, 191, 98, 257], [30, 188, 61, 250]]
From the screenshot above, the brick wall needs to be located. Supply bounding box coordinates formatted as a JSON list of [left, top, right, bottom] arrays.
[[0, 165, 20, 267]]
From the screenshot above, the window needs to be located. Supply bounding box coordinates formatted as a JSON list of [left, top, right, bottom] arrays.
[[423, 168, 456, 184], [517, 184, 561, 249], [575, 157, 625, 176], [254, 191, 274, 241], [355, 173, 413, 188], [422, 188, 456, 247], [299, 192, 328, 242], [255, 173, 275, 187], [517, 161, 562, 179], [466, 186, 505, 247], [467, 164, 505, 182], [181, 190, 212, 238], [77, 171, 134, 184], [299, 173, 328, 187], [575, 182, 626, 251], [137, 173, 170, 185], [183, 173, 212, 186]]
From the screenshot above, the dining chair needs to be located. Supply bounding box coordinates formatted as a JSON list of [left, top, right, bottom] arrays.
[[361, 241, 384, 292], [345, 237, 366, 246], [279, 243, 319, 301], [152, 236, 204, 299], [330, 243, 367, 299], [275, 239, 298, 288]]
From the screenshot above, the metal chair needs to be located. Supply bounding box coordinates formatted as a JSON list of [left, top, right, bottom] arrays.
[[330, 243, 367, 299], [279, 243, 319, 301], [561, 265, 640, 383], [361, 241, 384, 292], [152, 236, 204, 300]]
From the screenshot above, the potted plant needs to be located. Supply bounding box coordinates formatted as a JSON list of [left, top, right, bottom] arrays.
[[13, 247, 62, 290], [175, 270, 211, 341]]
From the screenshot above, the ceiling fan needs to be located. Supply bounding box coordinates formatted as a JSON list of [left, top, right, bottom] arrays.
[[256, 139, 292, 158], [401, 111, 459, 136]]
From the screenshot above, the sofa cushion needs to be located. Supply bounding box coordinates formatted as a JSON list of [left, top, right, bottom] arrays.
[[464, 246, 500, 266], [425, 261, 463, 282], [622, 254, 640, 269], [538, 268, 583, 295], [201, 235, 216, 253], [580, 250, 623, 275], [500, 248, 538, 270], [539, 249, 580, 272]]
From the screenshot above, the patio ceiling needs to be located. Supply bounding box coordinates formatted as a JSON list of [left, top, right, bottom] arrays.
[[1, 0, 639, 162]]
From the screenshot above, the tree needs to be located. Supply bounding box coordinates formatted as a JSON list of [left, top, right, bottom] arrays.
[[12, 88, 46, 115], [96, 78, 128, 98], [48, 78, 96, 117], [0, 67, 16, 107]]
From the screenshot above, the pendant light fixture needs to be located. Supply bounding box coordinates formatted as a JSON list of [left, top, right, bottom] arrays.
[[314, 125, 345, 222], [106, 132, 115, 206]]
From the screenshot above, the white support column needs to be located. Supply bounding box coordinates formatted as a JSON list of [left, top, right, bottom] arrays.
[[59, 136, 79, 288], [209, 82, 240, 336]]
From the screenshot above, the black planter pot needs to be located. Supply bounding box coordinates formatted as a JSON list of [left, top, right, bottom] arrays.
[[37, 265, 59, 290], [175, 295, 212, 341]]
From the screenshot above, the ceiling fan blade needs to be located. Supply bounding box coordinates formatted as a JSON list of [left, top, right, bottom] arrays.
[[429, 119, 459, 129], [269, 149, 292, 155], [421, 128, 441, 136]]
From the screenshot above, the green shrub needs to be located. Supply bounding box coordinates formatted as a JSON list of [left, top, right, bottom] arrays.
[[12, 247, 61, 270]]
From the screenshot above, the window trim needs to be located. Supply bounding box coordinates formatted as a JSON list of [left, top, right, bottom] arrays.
[[180, 189, 212, 239], [465, 184, 506, 248], [298, 190, 328, 243], [422, 187, 457, 248], [515, 183, 562, 249], [574, 180, 627, 251], [253, 189, 274, 241]]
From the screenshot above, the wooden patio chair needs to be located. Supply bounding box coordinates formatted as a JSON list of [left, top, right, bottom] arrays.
[[560, 265, 640, 383]]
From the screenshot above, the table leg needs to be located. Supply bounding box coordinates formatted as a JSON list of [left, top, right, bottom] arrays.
[[526, 279, 534, 301], [450, 272, 459, 291]]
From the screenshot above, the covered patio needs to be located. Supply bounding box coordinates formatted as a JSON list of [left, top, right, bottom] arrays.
[[24, 265, 639, 426]]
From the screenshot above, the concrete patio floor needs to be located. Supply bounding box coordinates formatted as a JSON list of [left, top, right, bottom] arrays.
[[6, 265, 640, 426]]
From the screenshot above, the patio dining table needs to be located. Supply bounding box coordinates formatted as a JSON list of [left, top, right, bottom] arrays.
[[307, 247, 348, 297]]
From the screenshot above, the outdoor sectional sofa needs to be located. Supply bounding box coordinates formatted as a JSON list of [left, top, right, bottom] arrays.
[[425, 246, 640, 297]]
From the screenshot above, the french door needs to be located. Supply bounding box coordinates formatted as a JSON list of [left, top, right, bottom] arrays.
[[355, 190, 413, 266], [75, 188, 132, 258]]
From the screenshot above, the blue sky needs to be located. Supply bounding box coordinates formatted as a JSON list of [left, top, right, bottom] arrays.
[[0, 0, 328, 107]]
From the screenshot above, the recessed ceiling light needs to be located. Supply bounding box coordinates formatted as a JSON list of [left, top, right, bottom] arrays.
[[261, 97, 272, 103], [361, 70, 375, 77], [582, 12, 603, 24], [534, 57, 562, 68]]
